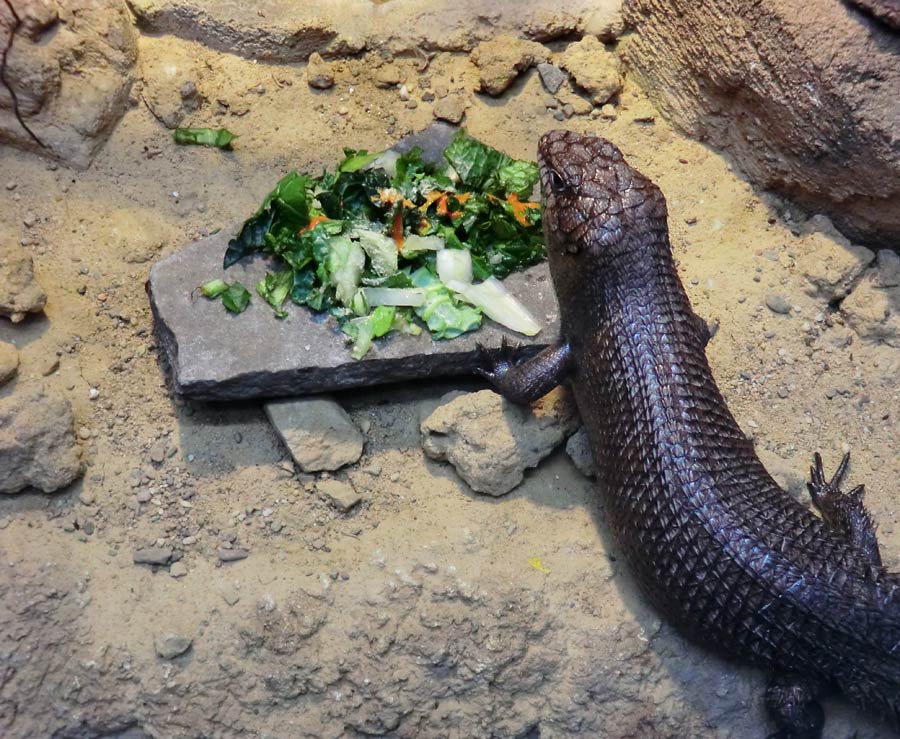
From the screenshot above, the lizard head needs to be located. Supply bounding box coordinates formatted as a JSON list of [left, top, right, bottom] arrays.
[[537, 130, 668, 268]]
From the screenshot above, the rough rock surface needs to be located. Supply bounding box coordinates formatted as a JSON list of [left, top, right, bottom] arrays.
[[0, 387, 82, 494], [127, 0, 612, 61], [0, 240, 46, 322], [265, 397, 364, 472], [622, 0, 900, 247], [0, 341, 18, 386], [421, 388, 579, 496], [565, 426, 597, 478], [148, 124, 560, 399], [841, 249, 900, 347], [794, 215, 875, 303], [0, 0, 137, 168], [155, 633, 193, 659], [556, 35, 622, 105], [470, 36, 549, 96]]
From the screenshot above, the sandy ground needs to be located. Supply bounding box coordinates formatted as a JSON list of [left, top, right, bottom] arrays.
[[1, 32, 899, 739]]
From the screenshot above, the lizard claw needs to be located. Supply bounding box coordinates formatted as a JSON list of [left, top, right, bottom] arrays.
[[474, 336, 522, 383]]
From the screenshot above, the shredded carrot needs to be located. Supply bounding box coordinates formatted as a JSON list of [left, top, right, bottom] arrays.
[[505, 193, 540, 226], [418, 191, 443, 212], [299, 214, 330, 234], [391, 206, 404, 249]]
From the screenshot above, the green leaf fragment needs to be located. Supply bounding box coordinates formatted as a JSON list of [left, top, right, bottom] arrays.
[[342, 305, 396, 359], [200, 278, 229, 298], [338, 148, 383, 173], [256, 270, 293, 318], [221, 282, 251, 314], [410, 267, 481, 339], [174, 128, 238, 150]]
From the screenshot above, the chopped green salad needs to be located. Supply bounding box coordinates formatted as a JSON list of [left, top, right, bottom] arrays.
[[204, 129, 546, 359]]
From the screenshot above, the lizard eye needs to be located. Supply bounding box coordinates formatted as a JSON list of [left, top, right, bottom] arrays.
[[547, 168, 570, 196]]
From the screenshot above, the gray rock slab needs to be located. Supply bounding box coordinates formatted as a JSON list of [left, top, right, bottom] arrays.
[[148, 124, 560, 401]]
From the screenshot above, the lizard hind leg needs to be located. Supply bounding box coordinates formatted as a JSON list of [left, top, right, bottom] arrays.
[[765, 673, 825, 739], [807, 452, 882, 568]]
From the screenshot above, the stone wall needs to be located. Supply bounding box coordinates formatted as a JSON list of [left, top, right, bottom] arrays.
[[622, 0, 900, 247]]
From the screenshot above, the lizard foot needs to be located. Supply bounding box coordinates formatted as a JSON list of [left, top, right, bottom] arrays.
[[808, 452, 882, 568], [765, 673, 824, 739], [474, 335, 521, 384]]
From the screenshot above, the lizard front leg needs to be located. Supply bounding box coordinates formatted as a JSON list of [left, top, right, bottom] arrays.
[[476, 338, 572, 405]]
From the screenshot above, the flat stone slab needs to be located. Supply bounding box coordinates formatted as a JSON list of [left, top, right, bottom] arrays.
[[148, 125, 560, 401]]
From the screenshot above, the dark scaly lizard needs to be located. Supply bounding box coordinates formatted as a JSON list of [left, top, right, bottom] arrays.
[[479, 130, 900, 737]]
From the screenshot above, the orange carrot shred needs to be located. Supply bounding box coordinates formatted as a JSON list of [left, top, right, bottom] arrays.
[[299, 215, 330, 234], [506, 193, 540, 226], [392, 207, 404, 249]]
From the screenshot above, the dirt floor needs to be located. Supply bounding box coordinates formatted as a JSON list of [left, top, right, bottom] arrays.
[[1, 29, 899, 739]]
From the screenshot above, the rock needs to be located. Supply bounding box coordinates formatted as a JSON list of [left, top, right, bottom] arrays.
[[847, 0, 900, 31], [318, 479, 362, 512], [0, 342, 19, 386], [0, 0, 137, 169], [556, 36, 622, 105], [565, 427, 597, 478], [169, 561, 188, 578], [582, 1, 626, 41], [536, 63, 567, 94], [794, 215, 875, 302], [148, 124, 559, 400], [421, 388, 579, 496], [306, 52, 334, 89], [0, 387, 82, 494], [0, 240, 47, 322], [622, 0, 900, 247], [841, 256, 900, 347], [149, 441, 168, 465], [432, 94, 468, 124], [218, 548, 249, 562], [764, 293, 791, 315], [133, 547, 174, 566], [373, 62, 403, 88], [470, 36, 549, 96], [155, 633, 192, 659], [265, 396, 363, 472]]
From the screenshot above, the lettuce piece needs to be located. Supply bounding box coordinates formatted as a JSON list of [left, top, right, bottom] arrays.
[[354, 228, 398, 276], [446, 276, 541, 336], [410, 267, 481, 339], [221, 282, 251, 314], [326, 237, 366, 306], [174, 127, 237, 150], [200, 279, 229, 298], [436, 248, 472, 284], [399, 233, 444, 258], [338, 148, 383, 173], [493, 159, 540, 199], [362, 287, 426, 307], [342, 305, 396, 359], [225, 171, 313, 267], [256, 270, 293, 318]]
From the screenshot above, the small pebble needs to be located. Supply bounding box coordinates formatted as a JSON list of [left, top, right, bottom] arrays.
[[765, 293, 791, 315], [219, 548, 249, 563], [169, 562, 188, 578]]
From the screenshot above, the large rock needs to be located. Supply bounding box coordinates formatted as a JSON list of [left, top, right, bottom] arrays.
[[421, 388, 579, 496], [148, 123, 560, 400], [622, 0, 900, 247], [0, 387, 82, 494], [0, 0, 137, 168], [127, 0, 615, 61], [0, 240, 46, 322], [264, 396, 363, 472]]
